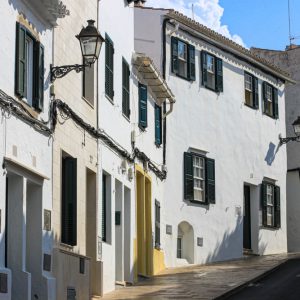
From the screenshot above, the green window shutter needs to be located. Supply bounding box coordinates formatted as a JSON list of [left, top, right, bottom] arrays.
[[273, 88, 279, 119], [105, 34, 114, 100], [139, 83, 147, 128], [215, 58, 223, 92], [15, 22, 26, 98], [188, 44, 195, 81], [201, 51, 207, 86], [262, 82, 268, 113], [253, 76, 259, 109], [274, 186, 281, 228], [102, 174, 107, 242], [33, 42, 44, 111], [171, 36, 178, 74], [155, 104, 162, 145], [61, 157, 77, 246], [122, 59, 130, 118], [205, 158, 215, 204], [261, 182, 268, 227], [184, 152, 194, 200]]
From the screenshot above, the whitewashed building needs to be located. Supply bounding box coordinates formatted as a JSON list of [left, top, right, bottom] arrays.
[[0, 0, 68, 299], [134, 7, 293, 267], [251, 46, 300, 253], [98, 0, 174, 294]]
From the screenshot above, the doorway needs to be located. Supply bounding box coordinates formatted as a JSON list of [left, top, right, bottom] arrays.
[[243, 185, 251, 250]]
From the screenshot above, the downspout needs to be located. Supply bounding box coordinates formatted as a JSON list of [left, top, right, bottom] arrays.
[[162, 17, 170, 165]]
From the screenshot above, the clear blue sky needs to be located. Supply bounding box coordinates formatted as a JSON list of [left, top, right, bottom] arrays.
[[220, 0, 300, 50]]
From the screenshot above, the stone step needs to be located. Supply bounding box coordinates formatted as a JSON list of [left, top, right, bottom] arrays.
[[91, 295, 101, 300]]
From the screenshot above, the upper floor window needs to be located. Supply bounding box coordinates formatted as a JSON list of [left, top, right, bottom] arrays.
[[155, 104, 162, 146], [171, 37, 195, 81], [261, 182, 280, 228], [244, 72, 259, 109], [122, 58, 130, 119], [184, 152, 215, 204], [262, 82, 278, 119], [15, 22, 44, 111], [155, 200, 161, 249], [105, 34, 114, 101], [138, 83, 147, 129], [201, 51, 223, 93]]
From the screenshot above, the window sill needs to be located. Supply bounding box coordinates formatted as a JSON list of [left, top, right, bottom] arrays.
[[189, 199, 209, 206], [122, 113, 130, 123], [155, 142, 162, 148], [263, 113, 278, 120], [139, 124, 147, 132], [172, 72, 194, 82], [260, 225, 280, 230], [244, 103, 258, 110], [16, 96, 40, 118], [105, 94, 114, 105], [81, 96, 94, 109], [203, 84, 221, 94]]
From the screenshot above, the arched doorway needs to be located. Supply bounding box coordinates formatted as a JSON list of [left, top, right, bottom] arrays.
[[177, 221, 194, 264]]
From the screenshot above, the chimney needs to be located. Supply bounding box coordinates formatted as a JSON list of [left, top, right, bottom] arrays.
[[285, 44, 300, 51], [134, 0, 146, 7]]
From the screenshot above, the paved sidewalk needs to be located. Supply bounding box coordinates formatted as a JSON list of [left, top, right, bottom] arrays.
[[102, 253, 300, 300]]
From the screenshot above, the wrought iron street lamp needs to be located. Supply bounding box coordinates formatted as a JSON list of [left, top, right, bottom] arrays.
[[51, 20, 104, 82], [279, 116, 300, 145]]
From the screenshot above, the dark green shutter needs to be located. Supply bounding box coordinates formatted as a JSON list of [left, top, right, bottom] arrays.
[[188, 44, 195, 81], [201, 51, 207, 86], [215, 58, 223, 92], [274, 186, 281, 228], [139, 83, 147, 128], [273, 88, 279, 119], [122, 59, 130, 118], [253, 76, 259, 109], [33, 42, 44, 111], [184, 152, 193, 200], [262, 82, 268, 113], [61, 157, 77, 246], [102, 175, 107, 242], [261, 182, 268, 227], [15, 23, 26, 98], [205, 158, 215, 203], [105, 34, 114, 100], [171, 36, 178, 74], [155, 104, 162, 145]]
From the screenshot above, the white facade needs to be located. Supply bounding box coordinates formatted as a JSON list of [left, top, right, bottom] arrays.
[[0, 0, 67, 299], [134, 7, 288, 267]]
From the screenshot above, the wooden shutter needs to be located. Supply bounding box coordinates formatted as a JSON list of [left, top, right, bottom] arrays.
[[139, 83, 147, 128], [61, 157, 77, 246], [155, 104, 162, 145], [33, 42, 44, 111], [215, 58, 223, 92], [15, 23, 26, 98], [273, 88, 279, 119], [171, 36, 178, 74], [102, 174, 107, 242], [155, 200, 160, 248], [188, 44, 195, 81], [122, 59, 130, 118], [253, 76, 259, 109], [201, 51, 208, 86], [205, 158, 216, 204], [274, 186, 281, 228], [262, 82, 268, 113], [184, 152, 194, 200], [105, 35, 114, 99], [261, 182, 268, 227]]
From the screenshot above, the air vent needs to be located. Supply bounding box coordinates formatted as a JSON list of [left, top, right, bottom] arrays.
[[67, 287, 76, 300]]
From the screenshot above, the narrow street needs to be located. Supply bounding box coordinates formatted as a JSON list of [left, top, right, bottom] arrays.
[[227, 258, 300, 300]]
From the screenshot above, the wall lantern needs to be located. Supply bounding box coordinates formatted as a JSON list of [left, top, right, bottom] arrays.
[[279, 116, 300, 145], [51, 20, 105, 82]]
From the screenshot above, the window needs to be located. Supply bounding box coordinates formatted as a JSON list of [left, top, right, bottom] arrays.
[[171, 37, 195, 81], [184, 152, 215, 204], [261, 182, 280, 228], [122, 58, 130, 118], [138, 83, 147, 129], [244, 72, 259, 109], [82, 58, 94, 106], [61, 155, 77, 246], [155, 200, 160, 249], [15, 22, 44, 111], [262, 82, 278, 118], [201, 51, 223, 92], [102, 174, 107, 242], [105, 34, 114, 100], [177, 237, 182, 258], [155, 104, 162, 145]]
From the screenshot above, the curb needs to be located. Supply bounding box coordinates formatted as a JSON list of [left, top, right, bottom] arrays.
[[213, 258, 290, 299]]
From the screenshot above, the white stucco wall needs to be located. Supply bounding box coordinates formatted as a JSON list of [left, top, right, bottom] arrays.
[[0, 0, 54, 298], [134, 8, 288, 267]]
